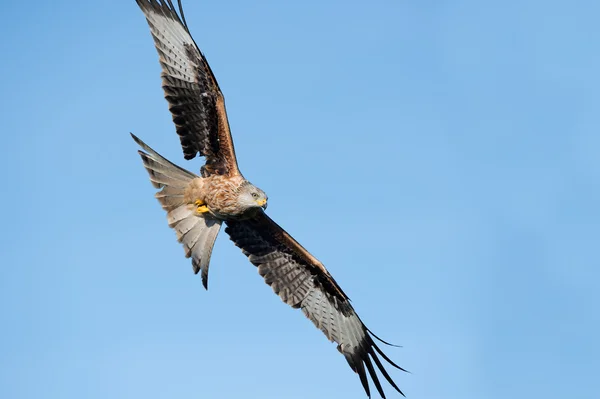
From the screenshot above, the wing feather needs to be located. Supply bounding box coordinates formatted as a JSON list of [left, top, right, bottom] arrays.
[[136, 0, 240, 176], [225, 211, 405, 398]]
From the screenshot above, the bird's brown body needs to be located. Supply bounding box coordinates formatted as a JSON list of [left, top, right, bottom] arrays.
[[184, 174, 247, 218]]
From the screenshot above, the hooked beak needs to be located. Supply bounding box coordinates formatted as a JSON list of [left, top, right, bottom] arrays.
[[256, 198, 267, 209]]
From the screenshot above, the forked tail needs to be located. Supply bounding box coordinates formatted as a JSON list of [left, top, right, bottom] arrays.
[[131, 133, 222, 289]]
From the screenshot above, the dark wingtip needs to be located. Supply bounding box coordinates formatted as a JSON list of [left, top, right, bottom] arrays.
[[372, 339, 409, 373], [201, 273, 209, 290], [175, 0, 189, 30], [366, 327, 402, 348], [355, 359, 371, 398], [130, 132, 144, 147], [354, 313, 401, 348], [364, 353, 386, 399], [370, 347, 406, 397]]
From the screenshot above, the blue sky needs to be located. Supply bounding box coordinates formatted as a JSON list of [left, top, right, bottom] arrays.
[[1, 0, 598, 398]]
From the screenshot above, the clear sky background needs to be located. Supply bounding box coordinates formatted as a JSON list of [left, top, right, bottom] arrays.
[[1, 0, 598, 398]]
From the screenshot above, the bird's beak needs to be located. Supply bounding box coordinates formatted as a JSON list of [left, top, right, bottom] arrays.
[[256, 198, 267, 209]]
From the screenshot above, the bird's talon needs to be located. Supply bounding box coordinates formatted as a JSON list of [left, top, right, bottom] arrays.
[[196, 205, 210, 214]]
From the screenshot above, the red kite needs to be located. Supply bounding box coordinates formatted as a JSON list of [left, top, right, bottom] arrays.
[[132, 1, 406, 397]]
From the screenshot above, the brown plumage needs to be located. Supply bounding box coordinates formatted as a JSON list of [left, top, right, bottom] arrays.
[[184, 174, 248, 216], [132, 1, 406, 397]]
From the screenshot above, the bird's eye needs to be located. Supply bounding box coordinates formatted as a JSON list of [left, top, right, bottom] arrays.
[[251, 192, 259, 199]]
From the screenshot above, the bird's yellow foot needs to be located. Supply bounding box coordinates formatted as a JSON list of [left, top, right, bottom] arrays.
[[194, 200, 210, 214], [196, 205, 210, 214]]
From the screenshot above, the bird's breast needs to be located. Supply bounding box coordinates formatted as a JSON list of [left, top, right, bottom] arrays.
[[197, 175, 246, 218]]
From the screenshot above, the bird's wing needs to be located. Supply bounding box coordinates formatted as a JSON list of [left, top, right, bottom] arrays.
[[225, 211, 406, 398], [136, 0, 240, 177]]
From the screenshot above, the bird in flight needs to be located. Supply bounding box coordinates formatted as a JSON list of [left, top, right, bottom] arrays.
[[132, 1, 406, 397]]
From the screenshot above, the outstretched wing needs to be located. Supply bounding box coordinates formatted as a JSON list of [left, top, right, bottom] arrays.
[[136, 0, 240, 177], [225, 212, 406, 398]]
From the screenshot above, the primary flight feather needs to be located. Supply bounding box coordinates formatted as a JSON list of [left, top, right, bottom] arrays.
[[132, 1, 406, 397]]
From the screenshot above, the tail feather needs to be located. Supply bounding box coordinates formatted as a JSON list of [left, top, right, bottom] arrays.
[[179, 215, 222, 289], [138, 151, 193, 187], [174, 214, 200, 240], [155, 185, 186, 211], [132, 133, 222, 289], [156, 193, 186, 212], [155, 185, 185, 198], [131, 133, 196, 176], [188, 217, 221, 289], [167, 204, 194, 227], [146, 168, 190, 189]]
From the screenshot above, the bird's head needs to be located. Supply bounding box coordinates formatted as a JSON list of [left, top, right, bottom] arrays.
[[238, 183, 268, 211]]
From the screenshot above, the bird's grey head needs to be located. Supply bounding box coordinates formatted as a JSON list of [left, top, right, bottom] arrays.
[[237, 182, 268, 211]]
